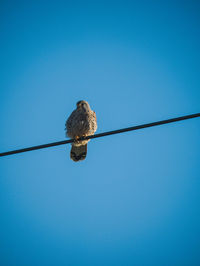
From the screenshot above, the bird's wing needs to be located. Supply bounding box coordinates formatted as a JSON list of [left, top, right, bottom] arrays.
[[93, 111, 97, 122], [65, 110, 76, 132]]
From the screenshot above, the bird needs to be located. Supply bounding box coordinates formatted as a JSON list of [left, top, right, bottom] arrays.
[[65, 100, 97, 162]]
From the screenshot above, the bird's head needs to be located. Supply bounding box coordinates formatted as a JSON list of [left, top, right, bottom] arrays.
[[76, 100, 90, 111]]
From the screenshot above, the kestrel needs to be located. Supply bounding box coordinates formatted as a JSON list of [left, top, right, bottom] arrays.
[[65, 100, 97, 162]]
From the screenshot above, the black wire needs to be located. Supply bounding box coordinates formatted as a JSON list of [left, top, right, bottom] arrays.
[[0, 112, 200, 157]]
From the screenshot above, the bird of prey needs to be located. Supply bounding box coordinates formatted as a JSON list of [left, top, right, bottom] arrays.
[[65, 100, 97, 162]]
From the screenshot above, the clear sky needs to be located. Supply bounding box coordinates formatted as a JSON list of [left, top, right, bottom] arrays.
[[0, 1, 200, 265]]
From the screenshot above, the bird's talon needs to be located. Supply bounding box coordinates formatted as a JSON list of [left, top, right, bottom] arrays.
[[74, 136, 80, 144]]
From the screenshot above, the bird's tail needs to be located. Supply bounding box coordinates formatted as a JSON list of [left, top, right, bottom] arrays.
[[70, 144, 87, 162]]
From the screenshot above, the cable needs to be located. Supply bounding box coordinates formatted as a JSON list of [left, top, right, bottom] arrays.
[[0, 112, 200, 157]]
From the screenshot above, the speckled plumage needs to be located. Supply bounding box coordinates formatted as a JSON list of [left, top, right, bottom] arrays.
[[65, 100, 97, 161]]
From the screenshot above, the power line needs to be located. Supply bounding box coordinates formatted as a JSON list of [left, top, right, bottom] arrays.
[[0, 112, 200, 157]]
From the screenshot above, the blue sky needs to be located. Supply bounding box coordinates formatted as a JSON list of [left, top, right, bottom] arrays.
[[0, 1, 200, 265]]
